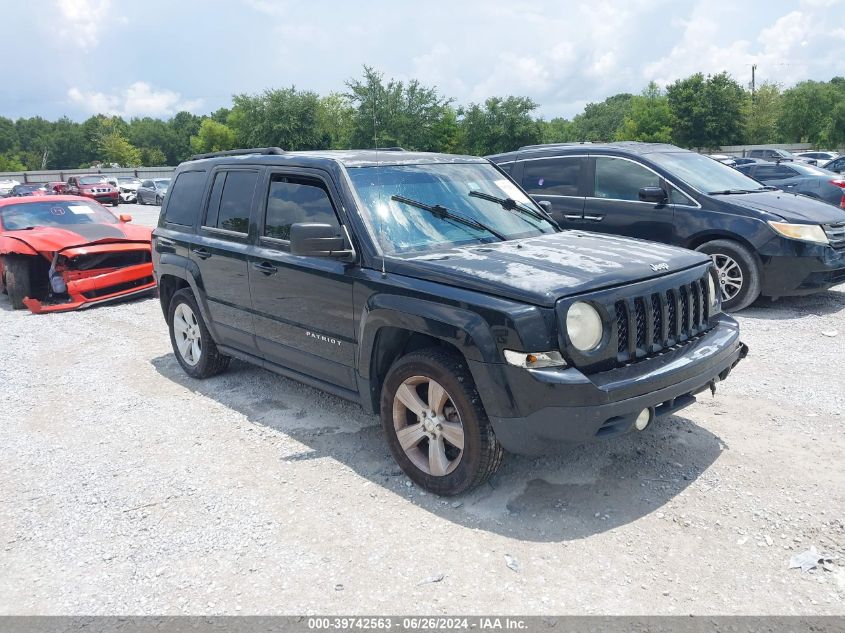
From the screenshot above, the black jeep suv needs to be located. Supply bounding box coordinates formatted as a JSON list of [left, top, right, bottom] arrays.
[[152, 147, 747, 495], [488, 142, 845, 311]]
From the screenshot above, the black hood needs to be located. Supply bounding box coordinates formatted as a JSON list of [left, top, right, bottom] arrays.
[[391, 231, 709, 307], [726, 190, 845, 223]]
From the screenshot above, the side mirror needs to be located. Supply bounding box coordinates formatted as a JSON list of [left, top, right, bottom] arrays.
[[639, 187, 668, 204], [119, 213, 132, 222], [537, 200, 553, 213], [290, 223, 352, 258]]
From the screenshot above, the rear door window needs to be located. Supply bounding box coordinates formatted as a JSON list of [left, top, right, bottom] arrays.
[[203, 170, 258, 234], [163, 170, 206, 226], [521, 157, 583, 196], [593, 157, 660, 201], [754, 165, 796, 180]]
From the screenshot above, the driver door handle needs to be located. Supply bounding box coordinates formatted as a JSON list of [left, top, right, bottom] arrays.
[[583, 214, 604, 222], [252, 261, 278, 275], [191, 247, 212, 260], [563, 214, 582, 221]]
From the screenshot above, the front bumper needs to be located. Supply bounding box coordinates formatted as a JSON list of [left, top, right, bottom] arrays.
[[487, 317, 747, 455], [759, 249, 845, 296], [80, 191, 119, 204]]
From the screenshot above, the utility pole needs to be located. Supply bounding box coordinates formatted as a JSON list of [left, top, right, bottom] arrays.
[[751, 64, 757, 101]]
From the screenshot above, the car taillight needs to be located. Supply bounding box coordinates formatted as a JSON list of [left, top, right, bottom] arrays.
[[830, 179, 845, 188], [841, 192, 845, 209]]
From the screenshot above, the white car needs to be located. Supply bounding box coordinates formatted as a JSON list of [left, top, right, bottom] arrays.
[[795, 151, 840, 166], [0, 178, 20, 197], [115, 177, 142, 202]]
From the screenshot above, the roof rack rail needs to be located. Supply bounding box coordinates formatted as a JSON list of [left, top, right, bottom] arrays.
[[372, 147, 406, 151], [518, 141, 594, 151], [189, 147, 285, 161]]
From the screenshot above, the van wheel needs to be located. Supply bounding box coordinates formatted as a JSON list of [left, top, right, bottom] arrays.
[[3, 256, 33, 310], [380, 348, 504, 496], [168, 288, 230, 378], [696, 240, 761, 311]]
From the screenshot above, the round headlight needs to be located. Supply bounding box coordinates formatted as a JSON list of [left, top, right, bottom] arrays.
[[566, 302, 603, 351]]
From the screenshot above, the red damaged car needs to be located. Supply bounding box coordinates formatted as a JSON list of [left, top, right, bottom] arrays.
[[0, 196, 156, 313]]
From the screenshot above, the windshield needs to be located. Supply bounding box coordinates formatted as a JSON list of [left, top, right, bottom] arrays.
[[79, 176, 108, 185], [154, 179, 171, 189], [0, 200, 118, 230], [347, 162, 557, 255], [649, 151, 766, 194]]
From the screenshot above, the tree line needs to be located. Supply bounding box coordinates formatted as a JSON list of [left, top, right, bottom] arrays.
[[1, 66, 844, 171]]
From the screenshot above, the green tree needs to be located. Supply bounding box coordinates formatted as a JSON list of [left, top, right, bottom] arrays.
[[168, 111, 203, 163], [98, 131, 142, 167], [457, 96, 542, 155], [140, 147, 168, 166], [0, 154, 26, 171], [128, 117, 180, 164], [828, 100, 845, 148], [229, 87, 323, 150], [316, 93, 355, 149], [345, 66, 455, 151], [667, 72, 746, 148], [778, 80, 840, 145], [541, 117, 575, 143], [0, 117, 19, 155], [190, 119, 237, 154], [569, 94, 633, 141], [616, 82, 673, 143], [745, 82, 783, 144]]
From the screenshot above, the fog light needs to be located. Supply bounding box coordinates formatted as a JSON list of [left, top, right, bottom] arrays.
[[634, 408, 652, 431]]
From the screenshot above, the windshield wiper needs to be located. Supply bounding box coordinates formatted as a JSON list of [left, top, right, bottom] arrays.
[[467, 190, 556, 228], [390, 195, 507, 241], [707, 189, 751, 195], [752, 186, 779, 191]]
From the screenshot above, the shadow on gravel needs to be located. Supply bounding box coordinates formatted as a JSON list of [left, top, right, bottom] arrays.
[[151, 353, 726, 543], [739, 288, 845, 321]]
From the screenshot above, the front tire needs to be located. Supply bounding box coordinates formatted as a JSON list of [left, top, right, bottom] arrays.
[[137, 193, 145, 205], [155, 195, 162, 205], [696, 239, 761, 311], [167, 288, 230, 378], [380, 348, 504, 496], [3, 256, 33, 310]]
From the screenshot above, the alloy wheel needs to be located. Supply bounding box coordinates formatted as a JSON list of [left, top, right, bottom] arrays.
[[173, 303, 202, 366], [709, 253, 743, 301], [392, 376, 465, 477]]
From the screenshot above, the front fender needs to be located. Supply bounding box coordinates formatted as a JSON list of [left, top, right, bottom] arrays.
[[0, 235, 42, 257]]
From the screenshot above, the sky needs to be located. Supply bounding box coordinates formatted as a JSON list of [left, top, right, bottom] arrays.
[[3, 0, 844, 122]]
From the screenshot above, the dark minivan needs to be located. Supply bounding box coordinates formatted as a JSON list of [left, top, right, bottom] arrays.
[[488, 142, 845, 311]]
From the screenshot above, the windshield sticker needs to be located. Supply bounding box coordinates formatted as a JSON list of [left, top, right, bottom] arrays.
[[68, 205, 94, 215], [495, 179, 530, 203], [50, 207, 66, 216]]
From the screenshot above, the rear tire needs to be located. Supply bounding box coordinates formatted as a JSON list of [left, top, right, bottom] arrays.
[[137, 193, 145, 205], [3, 256, 33, 310], [380, 348, 504, 496], [167, 288, 230, 378], [155, 195, 162, 205], [696, 240, 761, 311]]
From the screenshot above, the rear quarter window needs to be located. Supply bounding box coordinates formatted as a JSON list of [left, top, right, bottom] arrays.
[[163, 170, 207, 227]]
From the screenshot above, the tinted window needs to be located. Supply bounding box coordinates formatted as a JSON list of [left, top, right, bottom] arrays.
[[669, 187, 695, 206], [521, 158, 581, 196], [142, 180, 153, 188], [164, 170, 206, 226], [204, 170, 257, 233], [594, 157, 659, 201], [264, 175, 339, 241], [754, 165, 796, 180]]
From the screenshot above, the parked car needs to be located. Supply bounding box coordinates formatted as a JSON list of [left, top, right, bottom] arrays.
[[823, 156, 845, 174], [136, 178, 170, 205], [9, 183, 49, 197], [746, 148, 797, 162], [736, 161, 845, 208], [732, 157, 767, 167], [151, 147, 747, 495], [65, 175, 119, 206], [45, 181, 67, 194], [0, 179, 20, 197], [796, 151, 839, 164], [0, 196, 155, 313], [116, 177, 142, 203], [709, 154, 737, 167], [487, 142, 845, 311]]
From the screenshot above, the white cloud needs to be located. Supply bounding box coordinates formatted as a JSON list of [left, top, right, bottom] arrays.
[[55, 0, 113, 48], [68, 82, 203, 118]]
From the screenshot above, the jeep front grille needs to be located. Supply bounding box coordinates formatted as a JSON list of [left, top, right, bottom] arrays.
[[613, 277, 711, 364]]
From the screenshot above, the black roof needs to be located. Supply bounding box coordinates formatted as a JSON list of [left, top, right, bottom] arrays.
[[488, 141, 688, 161], [183, 149, 486, 169]]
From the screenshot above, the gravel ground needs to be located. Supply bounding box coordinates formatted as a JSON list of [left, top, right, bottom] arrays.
[[0, 203, 843, 615]]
